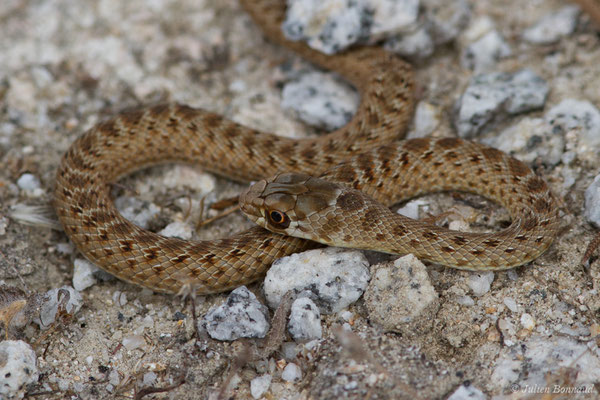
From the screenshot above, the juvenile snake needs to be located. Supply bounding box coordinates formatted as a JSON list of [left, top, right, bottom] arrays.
[[54, 0, 560, 295]]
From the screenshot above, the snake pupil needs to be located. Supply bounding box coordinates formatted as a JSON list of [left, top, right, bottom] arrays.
[[268, 210, 290, 228], [270, 211, 283, 223]]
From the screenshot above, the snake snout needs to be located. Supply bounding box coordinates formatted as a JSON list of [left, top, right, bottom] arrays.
[[239, 179, 268, 218]]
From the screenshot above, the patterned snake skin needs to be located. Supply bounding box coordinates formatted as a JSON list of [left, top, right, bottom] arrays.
[[54, 0, 560, 294]]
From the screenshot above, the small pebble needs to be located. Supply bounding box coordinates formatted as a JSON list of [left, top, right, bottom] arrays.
[[447, 384, 487, 400], [396, 199, 430, 220], [456, 296, 475, 306], [73, 382, 84, 393], [584, 174, 600, 227], [112, 291, 128, 307], [16, 173, 44, 197], [57, 379, 70, 391], [263, 247, 370, 314], [142, 372, 157, 386], [72, 258, 99, 291], [114, 196, 161, 229], [520, 313, 535, 330], [0, 340, 39, 400], [384, 27, 435, 58], [203, 286, 269, 341], [160, 165, 216, 194], [288, 297, 322, 341], [56, 242, 74, 255], [122, 335, 146, 351], [448, 219, 470, 232], [503, 297, 518, 313], [461, 30, 511, 72], [497, 318, 516, 346], [172, 311, 186, 321], [250, 374, 272, 399], [0, 215, 8, 236], [108, 369, 121, 386], [364, 255, 439, 335], [409, 102, 441, 138], [339, 310, 354, 322], [423, 0, 471, 45], [461, 16, 495, 43], [344, 381, 358, 390], [16, 173, 41, 191], [158, 221, 193, 240], [467, 272, 494, 296], [281, 362, 302, 382], [523, 5, 580, 45], [545, 99, 600, 160], [133, 315, 154, 335], [281, 342, 300, 360]]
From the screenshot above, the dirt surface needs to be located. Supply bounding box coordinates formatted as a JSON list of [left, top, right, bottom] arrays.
[[1, 0, 600, 399]]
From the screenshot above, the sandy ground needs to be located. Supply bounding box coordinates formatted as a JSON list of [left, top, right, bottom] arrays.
[[1, 0, 600, 399]]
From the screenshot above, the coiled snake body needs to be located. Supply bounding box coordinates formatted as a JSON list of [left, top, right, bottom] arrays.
[[54, 0, 560, 295]]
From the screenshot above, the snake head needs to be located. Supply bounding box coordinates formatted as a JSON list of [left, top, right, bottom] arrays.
[[239, 172, 341, 241]]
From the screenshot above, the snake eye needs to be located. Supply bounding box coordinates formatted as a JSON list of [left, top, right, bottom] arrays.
[[267, 210, 290, 229]]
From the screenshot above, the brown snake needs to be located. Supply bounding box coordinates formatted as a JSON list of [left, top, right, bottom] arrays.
[[54, 0, 560, 295]]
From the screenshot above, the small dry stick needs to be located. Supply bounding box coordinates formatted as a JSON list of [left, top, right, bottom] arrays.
[[196, 204, 240, 229], [210, 195, 240, 210], [581, 231, 600, 269], [134, 374, 185, 400]]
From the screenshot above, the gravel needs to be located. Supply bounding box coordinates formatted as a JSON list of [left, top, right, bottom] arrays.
[[2, 0, 600, 398]]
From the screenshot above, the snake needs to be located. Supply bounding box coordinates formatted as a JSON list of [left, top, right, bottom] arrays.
[[53, 0, 560, 295]]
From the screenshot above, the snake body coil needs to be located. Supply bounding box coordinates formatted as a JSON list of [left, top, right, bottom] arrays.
[[54, 0, 560, 294]]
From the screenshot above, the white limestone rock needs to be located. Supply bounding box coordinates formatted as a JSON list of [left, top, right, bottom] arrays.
[[384, 26, 435, 58], [0, 340, 39, 399], [283, 0, 420, 54], [455, 69, 548, 137], [545, 99, 600, 162], [422, 0, 471, 45], [491, 336, 600, 391], [203, 286, 270, 341], [263, 247, 370, 314], [447, 384, 487, 400], [114, 196, 161, 230], [523, 6, 580, 45], [363, 254, 439, 335], [281, 71, 359, 130], [461, 30, 511, 72], [288, 296, 322, 341], [481, 117, 564, 166]]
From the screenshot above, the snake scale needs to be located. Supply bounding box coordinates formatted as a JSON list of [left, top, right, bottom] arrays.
[[54, 0, 560, 295]]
